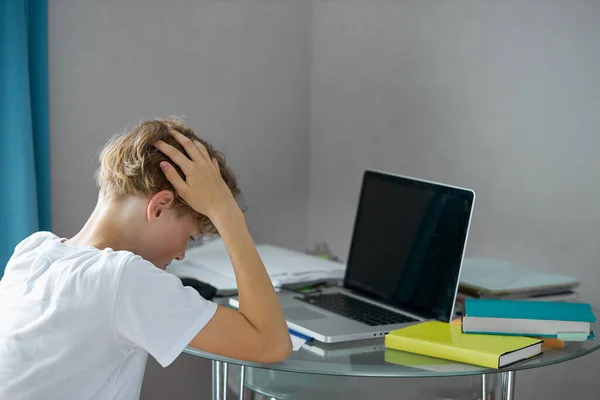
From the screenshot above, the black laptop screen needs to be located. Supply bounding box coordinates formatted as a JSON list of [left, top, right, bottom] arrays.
[[343, 170, 474, 322]]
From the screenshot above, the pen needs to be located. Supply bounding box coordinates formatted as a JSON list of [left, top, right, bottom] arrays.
[[288, 328, 314, 342]]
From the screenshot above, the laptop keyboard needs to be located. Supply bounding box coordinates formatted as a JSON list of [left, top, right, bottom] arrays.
[[297, 293, 417, 326]]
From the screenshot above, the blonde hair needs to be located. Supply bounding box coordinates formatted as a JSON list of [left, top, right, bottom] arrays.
[[96, 117, 241, 234]]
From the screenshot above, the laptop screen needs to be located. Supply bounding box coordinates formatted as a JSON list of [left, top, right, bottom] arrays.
[[343, 170, 474, 322]]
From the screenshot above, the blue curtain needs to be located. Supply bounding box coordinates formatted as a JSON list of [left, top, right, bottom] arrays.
[[0, 0, 50, 277]]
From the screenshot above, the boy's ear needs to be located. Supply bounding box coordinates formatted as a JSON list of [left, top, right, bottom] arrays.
[[146, 190, 176, 221]]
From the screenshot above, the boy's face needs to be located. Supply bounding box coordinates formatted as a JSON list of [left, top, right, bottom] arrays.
[[141, 211, 200, 270], [138, 191, 201, 269]]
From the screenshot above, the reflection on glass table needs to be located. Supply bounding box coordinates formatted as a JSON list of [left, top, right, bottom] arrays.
[[184, 309, 599, 400]]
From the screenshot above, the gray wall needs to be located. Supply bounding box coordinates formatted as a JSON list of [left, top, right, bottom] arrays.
[[48, 0, 600, 399], [309, 0, 600, 398], [49, 0, 312, 250]]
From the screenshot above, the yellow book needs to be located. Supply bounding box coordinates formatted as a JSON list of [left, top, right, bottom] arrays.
[[384, 321, 542, 369]]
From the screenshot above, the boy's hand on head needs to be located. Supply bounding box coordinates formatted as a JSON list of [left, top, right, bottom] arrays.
[[154, 132, 238, 219], [155, 133, 291, 362]]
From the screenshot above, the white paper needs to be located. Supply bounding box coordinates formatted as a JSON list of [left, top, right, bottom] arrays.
[[172, 239, 346, 289], [290, 334, 307, 351], [184, 240, 345, 284]]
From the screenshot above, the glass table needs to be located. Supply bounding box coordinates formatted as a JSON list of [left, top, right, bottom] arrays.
[[184, 308, 599, 400]]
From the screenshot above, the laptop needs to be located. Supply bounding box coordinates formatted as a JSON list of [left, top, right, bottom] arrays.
[[276, 170, 475, 343]]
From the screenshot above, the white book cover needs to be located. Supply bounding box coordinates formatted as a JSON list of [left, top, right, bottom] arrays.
[[459, 258, 580, 296]]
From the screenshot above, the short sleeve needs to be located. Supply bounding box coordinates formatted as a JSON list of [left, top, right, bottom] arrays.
[[113, 256, 218, 367], [12, 231, 57, 256]]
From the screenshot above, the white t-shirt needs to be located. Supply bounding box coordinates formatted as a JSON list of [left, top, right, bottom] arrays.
[[0, 232, 218, 400]]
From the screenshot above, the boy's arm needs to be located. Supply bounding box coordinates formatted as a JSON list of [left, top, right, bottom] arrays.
[[155, 133, 292, 363], [189, 208, 291, 362]]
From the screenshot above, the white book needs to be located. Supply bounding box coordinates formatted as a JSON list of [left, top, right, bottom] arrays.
[[459, 258, 580, 298]]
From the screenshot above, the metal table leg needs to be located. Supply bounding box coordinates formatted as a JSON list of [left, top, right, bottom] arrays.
[[501, 371, 516, 400], [213, 361, 248, 400], [223, 363, 228, 400], [481, 374, 488, 400], [239, 365, 246, 400], [212, 361, 228, 400]]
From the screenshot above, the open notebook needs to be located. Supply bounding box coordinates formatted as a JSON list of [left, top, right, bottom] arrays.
[[167, 239, 346, 295]]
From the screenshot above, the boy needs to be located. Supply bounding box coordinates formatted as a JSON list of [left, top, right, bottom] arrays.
[[0, 118, 292, 400]]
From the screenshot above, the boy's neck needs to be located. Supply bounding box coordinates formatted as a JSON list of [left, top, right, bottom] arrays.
[[66, 195, 144, 253]]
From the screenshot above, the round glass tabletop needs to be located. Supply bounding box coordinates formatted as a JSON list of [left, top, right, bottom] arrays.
[[184, 307, 600, 378]]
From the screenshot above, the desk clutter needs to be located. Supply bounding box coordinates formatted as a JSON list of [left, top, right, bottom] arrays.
[[168, 232, 595, 368], [172, 252, 583, 302], [167, 238, 345, 296], [384, 299, 596, 369]]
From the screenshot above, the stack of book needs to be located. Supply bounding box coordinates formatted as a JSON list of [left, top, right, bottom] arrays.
[[462, 298, 595, 341], [384, 299, 596, 369]]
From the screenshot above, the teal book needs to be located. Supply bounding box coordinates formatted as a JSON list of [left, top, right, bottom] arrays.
[[465, 299, 596, 322], [463, 299, 596, 339]]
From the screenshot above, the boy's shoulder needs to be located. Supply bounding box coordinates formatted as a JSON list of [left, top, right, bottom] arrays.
[[7, 231, 159, 284], [9, 231, 168, 279], [13, 231, 59, 256], [10, 231, 148, 270]]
